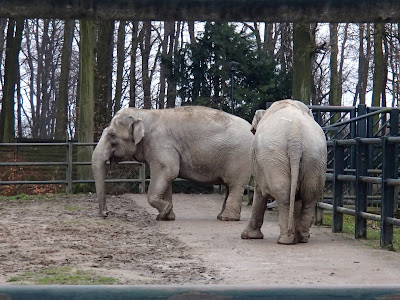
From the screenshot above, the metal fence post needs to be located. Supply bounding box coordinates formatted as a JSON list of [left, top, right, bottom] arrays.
[[139, 163, 146, 193], [333, 140, 344, 232], [355, 137, 367, 239], [381, 136, 395, 248], [66, 141, 73, 193]]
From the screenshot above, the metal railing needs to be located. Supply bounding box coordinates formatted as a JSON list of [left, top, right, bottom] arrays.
[[0, 141, 147, 193], [315, 106, 400, 249]]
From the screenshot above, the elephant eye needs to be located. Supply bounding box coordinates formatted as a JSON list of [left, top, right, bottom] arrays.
[[109, 133, 117, 143]]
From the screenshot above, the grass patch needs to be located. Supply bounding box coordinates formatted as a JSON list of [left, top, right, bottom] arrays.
[[7, 267, 119, 285], [0, 193, 60, 202], [65, 205, 87, 211], [321, 213, 400, 251]]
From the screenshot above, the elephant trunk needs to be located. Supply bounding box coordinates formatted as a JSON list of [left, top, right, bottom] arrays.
[[92, 129, 111, 217]]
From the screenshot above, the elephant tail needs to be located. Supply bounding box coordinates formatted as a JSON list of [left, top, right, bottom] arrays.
[[287, 130, 302, 233]]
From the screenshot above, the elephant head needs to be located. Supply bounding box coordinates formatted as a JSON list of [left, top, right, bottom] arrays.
[[250, 110, 266, 134], [91, 108, 145, 216]]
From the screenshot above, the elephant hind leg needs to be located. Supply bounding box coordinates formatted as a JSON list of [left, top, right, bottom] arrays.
[[296, 200, 317, 243], [276, 194, 298, 245], [218, 185, 242, 221], [241, 184, 267, 239], [217, 186, 229, 220]]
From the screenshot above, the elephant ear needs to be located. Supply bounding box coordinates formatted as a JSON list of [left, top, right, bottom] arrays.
[[132, 119, 145, 145]]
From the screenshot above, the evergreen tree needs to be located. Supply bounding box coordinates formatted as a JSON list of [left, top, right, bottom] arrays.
[[166, 22, 291, 122]]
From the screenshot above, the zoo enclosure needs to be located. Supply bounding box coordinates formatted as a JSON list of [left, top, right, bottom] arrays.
[[312, 104, 400, 249], [0, 104, 400, 248]]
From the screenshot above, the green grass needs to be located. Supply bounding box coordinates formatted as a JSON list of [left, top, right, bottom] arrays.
[[0, 193, 60, 202], [321, 213, 400, 251], [65, 205, 87, 211], [7, 267, 119, 285]]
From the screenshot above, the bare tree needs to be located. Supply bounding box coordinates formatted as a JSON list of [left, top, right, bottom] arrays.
[[0, 19, 24, 143], [54, 19, 74, 141], [114, 20, 125, 114]]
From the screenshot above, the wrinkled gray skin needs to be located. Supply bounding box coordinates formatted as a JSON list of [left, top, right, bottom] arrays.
[[92, 106, 253, 221], [242, 99, 327, 244]]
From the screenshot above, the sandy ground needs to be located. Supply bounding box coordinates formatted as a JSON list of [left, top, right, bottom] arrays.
[[1, 193, 400, 285]]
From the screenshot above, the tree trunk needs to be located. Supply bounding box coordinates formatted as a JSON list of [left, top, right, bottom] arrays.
[[292, 23, 312, 104], [159, 22, 169, 109], [114, 20, 125, 114], [372, 23, 385, 134], [166, 21, 178, 108], [372, 23, 385, 108], [141, 21, 152, 109], [94, 20, 114, 140], [55, 19, 74, 141], [0, 19, 24, 143], [329, 23, 339, 107], [77, 19, 95, 187], [130, 21, 140, 108], [338, 23, 349, 103]]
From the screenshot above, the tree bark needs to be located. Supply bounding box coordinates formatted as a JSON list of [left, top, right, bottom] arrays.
[[292, 23, 312, 104], [130, 21, 140, 108], [77, 19, 95, 186], [329, 23, 339, 107], [372, 23, 385, 107], [114, 20, 125, 114], [94, 20, 114, 140], [141, 21, 152, 109], [0, 19, 23, 143], [54, 19, 74, 141]]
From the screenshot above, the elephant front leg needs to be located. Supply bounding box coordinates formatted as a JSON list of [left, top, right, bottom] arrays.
[[241, 184, 266, 239], [147, 175, 174, 221], [163, 184, 176, 220]]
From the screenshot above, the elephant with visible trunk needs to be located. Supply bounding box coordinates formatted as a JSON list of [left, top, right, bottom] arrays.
[[92, 106, 254, 221], [242, 99, 327, 244]]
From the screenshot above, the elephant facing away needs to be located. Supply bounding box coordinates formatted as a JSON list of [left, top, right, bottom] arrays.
[[242, 99, 327, 244], [92, 106, 254, 221]]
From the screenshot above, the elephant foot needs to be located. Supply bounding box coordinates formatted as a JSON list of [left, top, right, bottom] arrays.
[[217, 211, 240, 221], [277, 234, 297, 245], [241, 228, 264, 239], [296, 232, 310, 243], [155, 203, 174, 221], [99, 210, 109, 218]]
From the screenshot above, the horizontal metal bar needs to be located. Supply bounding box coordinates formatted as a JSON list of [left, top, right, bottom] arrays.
[[387, 179, 400, 187], [336, 206, 356, 216], [0, 180, 66, 185], [387, 136, 400, 144], [337, 174, 356, 182], [359, 176, 381, 184], [359, 211, 381, 222], [386, 217, 400, 226], [325, 174, 334, 181], [317, 203, 384, 221], [359, 138, 382, 145], [0, 162, 67, 166], [336, 139, 356, 146], [0, 142, 68, 146], [317, 202, 333, 210]]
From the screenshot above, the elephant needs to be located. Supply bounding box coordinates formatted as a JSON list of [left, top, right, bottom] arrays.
[[241, 99, 327, 244], [92, 106, 254, 221]]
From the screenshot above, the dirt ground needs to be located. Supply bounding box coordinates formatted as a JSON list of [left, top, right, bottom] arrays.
[[1, 193, 400, 285]]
